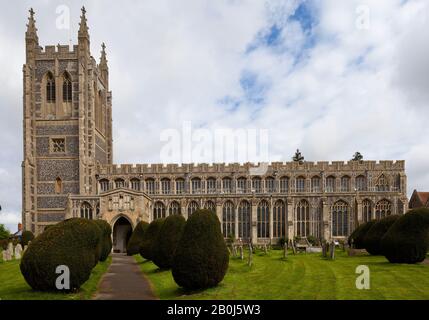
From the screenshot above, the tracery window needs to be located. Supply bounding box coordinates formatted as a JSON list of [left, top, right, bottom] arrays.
[[265, 177, 275, 193], [222, 177, 232, 194], [341, 176, 351, 192], [115, 178, 125, 189], [145, 178, 155, 194], [161, 178, 171, 194], [62, 72, 72, 102], [238, 200, 251, 239], [153, 201, 166, 220], [80, 202, 93, 219], [204, 200, 216, 213], [296, 176, 306, 192], [207, 178, 216, 194], [252, 177, 262, 193], [280, 176, 289, 193], [311, 176, 321, 192], [375, 174, 389, 192], [273, 200, 286, 238], [326, 176, 336, 193], [332, 200, 349, 237], [46, 72, 56, 102], [296, 200, 310, 237], [175, 178, 184, 194], [356, 175, 367, 191], [237, 177, 247, 193], [169, 201, 181, 215], [257, 200, 269, 238], [191, 178, 202, 194], [362, 199, 372, 222], [187, 201, 199, 216], [100, 179, 109, 192], [375, 199, 391, 220], [222, 201, 235, 238], [130, 178, 140, 191]]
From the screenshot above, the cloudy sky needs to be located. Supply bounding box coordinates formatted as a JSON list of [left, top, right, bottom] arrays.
[[0, 0, 428, 231]]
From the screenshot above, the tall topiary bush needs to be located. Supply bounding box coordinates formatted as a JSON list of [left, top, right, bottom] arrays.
[[92, 219, 112, 261], [381, 208, 429, 264], [20, 218, 102, 291], [363, 215, 400, 255], [172, 209, 229, 290], [21, 230, 35, 246], [127, 221, 149, 256], [152, 214, 186, 269], [348, 220, 376, 249], [139, 218, 165, 261]]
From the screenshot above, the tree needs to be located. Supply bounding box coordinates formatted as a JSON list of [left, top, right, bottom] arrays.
[[172, 209, 229, 290], [292, 149, 304, 163], [0, 224, 10, 240], [352, 152, 363, 161], [21, 230, 34, 246], [348, 220, 376, 249], [127, 221, 149, 256], [363, 215, 400, 255], [139, 218, 165, 261]]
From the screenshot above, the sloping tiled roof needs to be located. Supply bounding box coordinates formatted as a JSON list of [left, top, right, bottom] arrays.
[[416, 192, 429, 207]]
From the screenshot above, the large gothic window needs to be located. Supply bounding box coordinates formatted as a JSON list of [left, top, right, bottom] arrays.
[[375, 199, 391, 220], [187, 201, 199, 216], [191, 178, 202, 194], [130, 178, 140, 191], [237, 177, 247, 193], [145, 178, 155, 194], [326, 176, 336, 192], [280, 176, 289, 193], [222, 201, 235, 238], [296, 176, 306, 192], [257, 200, 269, 238], [332, 200, 349, 237], [273, 200, 286, 238], [207, 177, 216, 194], [62, 72, 72, 102], [115, 178, 125, 189], [175, 178, 184, 194], [238, 200, 251, 239], [356, 175, 367, 191], [375, 174, 389, 192], [362, 199, 372, 222], [311, 176, 321, 192], [80, 202, 93, 219], [341, 176, 351, 192], [46, 72, 56, 102], [153, 201, 166, 220], [252, 177, 262, 193], [296, 200, 310, 237], [161, 178, 171, 194], [265, 176, 275, 193], [222, 177, 232, 194], [204, 200, 216, 213], [169, 201, 181, 215]]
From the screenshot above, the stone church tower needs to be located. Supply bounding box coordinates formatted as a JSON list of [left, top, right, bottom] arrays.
[[22, 8, 113, 234]]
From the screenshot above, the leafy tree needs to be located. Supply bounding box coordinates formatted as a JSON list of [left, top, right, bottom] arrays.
[[0, 224, 10, 240]]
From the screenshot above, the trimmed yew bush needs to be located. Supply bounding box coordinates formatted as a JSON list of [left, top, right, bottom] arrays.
[[20, 218, 102, 291], [139, 218, 165, 261], [152, 214, 186, 269], [381, 208, 429, 264], [92, 219, 112, 261], [363, 215, 400, 255], [348, 220, 376, 249], [172, 209, 229, 290], [127, 221, 149, 256]]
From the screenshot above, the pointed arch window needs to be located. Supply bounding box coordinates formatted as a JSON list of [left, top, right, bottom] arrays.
[[204, 200, 216, 213], [332, 200, 349, 237], [257, 200, 269, 238], [207, 178, 216, 193], [169, 201, 181, 215], [375, 199, 391, 220], [296, 200, 310, 237], [238, 200, 251, 239], [188, 201, 199, 216], [153, 201, 166, 220], [375, 174, 389, 192], [362, 199, 372, 222], [55, 177, 63, 194], [63, 72, 72, 102], [222, 201, 235, 238], [273, 200, 286, 238], [46, 72, 56, 102]]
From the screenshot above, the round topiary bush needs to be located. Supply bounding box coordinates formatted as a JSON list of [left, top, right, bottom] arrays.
[[127, 221, 149, 256], [152, 214, 186, 269], [363, 215, 400, 255], [348, 220, 377, 249], [21, 230, 35, 246], [172, 209, 229, 290], [92, 219, 112, 261], [139, 218, 165, 261], [20, 218, 102, 291], [381, 208, 429, 264]]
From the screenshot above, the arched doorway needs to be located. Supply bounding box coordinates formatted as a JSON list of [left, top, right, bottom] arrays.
[[112, 217, 132, 253]]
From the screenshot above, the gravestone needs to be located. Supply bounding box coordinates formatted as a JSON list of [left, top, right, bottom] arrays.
[[2, 250, 7, 262], [239, 246, 244, 260], [14, 244, 23, 260], [263, 244, 267, 254], [329, 241, 335, 260], [283, 243, 288, 259], [351, 238, 354, 249], [291, 240, 297, 255], [322, 242, 327, 258], [6, 243, 14, 260], [247, 244, 253, 267]]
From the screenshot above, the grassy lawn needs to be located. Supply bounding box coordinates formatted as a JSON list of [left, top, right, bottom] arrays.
[[0, 256, 111, 300], [135, 249, 429, 300]]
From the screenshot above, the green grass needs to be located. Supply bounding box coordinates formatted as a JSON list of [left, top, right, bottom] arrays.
[[0, 256, 111, 300], [135, 249, 429, 300]]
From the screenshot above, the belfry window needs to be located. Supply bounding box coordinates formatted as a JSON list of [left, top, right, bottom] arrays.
[[46, 72, 56, 102], [63, 72, 72, 102]]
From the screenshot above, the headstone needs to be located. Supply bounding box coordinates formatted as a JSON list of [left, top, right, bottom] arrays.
[[6, 243, 14, 260], [1, 250, 6, 262], [23, 245, 28, 254], [283, 243, 288, 259], [232, 245, 237, 257], [239, 246, 244, 260], [14, 244, 23, 260], [291, 240, 297, 255], [247, 244, 253, 267], [351, 238, 354, 249], [263, 244, 267, 254], [330, 241, 335, 260], [322, 242, 327, 258]]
